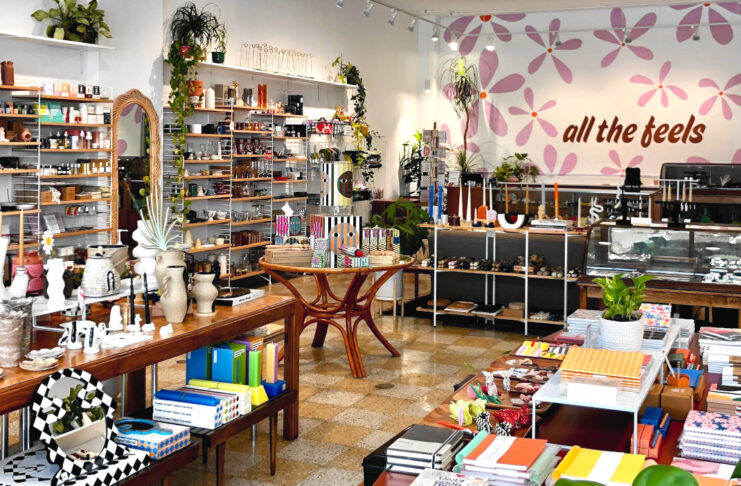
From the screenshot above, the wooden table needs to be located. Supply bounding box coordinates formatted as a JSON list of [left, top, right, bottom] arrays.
[[260, 256, 413, 378], [1, 294, 300, 485]]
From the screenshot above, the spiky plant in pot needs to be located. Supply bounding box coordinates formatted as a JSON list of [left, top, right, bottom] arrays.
[[137, 183, 179, 252]]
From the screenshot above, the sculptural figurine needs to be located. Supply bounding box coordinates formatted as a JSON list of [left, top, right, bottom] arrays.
[[108, 304, 123, 331], [536, 204, 546, 221], [0, 127, 8, 143]]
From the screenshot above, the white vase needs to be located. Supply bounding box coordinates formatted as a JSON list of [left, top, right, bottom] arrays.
[[599, 312, 645, 351], [8, 267, 28, 298], [45, 258, 66, 309], [132, 220, 158, 287]]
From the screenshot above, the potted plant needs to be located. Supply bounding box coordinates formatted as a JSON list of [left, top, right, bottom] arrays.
[[494, 153, 539, 182], [369, 198, 430, 256], [593, 273, 654, 351], [400, 130, 426, 196], [211, 24, 227, 64], [136, 183, 182, 285], [441, 56, 480, 172], [31, 0, 111, 44], [169, 2, 219, 58]]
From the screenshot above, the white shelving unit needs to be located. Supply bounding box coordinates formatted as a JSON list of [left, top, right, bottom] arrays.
[[0, 32, 114, 51], [198, 61, 358, 90]]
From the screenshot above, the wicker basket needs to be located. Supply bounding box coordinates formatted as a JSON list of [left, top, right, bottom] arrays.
[[599, 312, 644, 351]]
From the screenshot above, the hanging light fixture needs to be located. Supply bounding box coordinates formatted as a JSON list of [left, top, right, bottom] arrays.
[[388, 8, 398, 26], [362, 1, 373, 17], [692, 24, 700, 41], [408, 18, 418, 32], [449, 40, 458, 51], [485, 36, 495, 51], [336, 0, 344, 8], [424, 80, 432, 93], [554, 31, 562, 47], [431, 27, 439, 42]]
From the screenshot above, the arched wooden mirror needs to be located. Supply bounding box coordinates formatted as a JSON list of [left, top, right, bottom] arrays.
[[111, 90, 161, 252]]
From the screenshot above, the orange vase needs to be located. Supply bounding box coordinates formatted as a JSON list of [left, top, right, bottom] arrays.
[[186, 80, 204, 97]]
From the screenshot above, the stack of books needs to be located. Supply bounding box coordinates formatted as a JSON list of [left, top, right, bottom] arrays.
[[565, 309, 601, 334], [642, 327, 669, 351], [705, 385, 741, 415], [386, 425, 465, 475], [680, 410, 741, 464], [459, 435, 559, 485], [699, 327, 741, 373], [721, 366, 741, 387], [551, 446, 645, 485], [559, 347, 645, 393], [410, 469, 487, 486]]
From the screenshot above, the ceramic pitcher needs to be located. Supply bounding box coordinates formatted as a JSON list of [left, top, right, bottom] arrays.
[[81, 255, 120, 298], [154, 249, 185, 284], [193, 273, 218, 315], [160, 265, 187, 324]]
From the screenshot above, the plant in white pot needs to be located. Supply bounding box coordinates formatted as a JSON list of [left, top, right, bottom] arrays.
[[593, 273, 654, 351], [135, 183, 183, 285]]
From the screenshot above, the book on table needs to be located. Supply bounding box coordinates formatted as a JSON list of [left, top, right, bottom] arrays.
[[551, 446, 645, 486], [386, 425, 465, 474], [459, 435, 558, 485]]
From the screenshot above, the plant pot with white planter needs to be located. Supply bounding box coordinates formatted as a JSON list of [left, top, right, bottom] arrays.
[[593, 273, 654, 352]]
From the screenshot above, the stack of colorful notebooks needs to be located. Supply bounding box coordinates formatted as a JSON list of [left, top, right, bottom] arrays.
[[566, 309, 602, 334], [699, 327, 741, 374], [459, 435, 559, 485], [386, 425, 465, 475], [680, 410, 741, 464], [559, 347, 645, 393], [551, 446, 645, 485], [706, 384, 741, 415]]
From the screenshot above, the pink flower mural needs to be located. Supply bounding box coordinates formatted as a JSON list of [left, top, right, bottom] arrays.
[[593, 8, 656, 67], [630, 61, 687, 107], [542, 145, 577, 176], [439, 123, 481, 159], [508, 88, 558, 146], [698, 74, 741, 120], [601, 150, 643, 175], [525, 19, 582, 84], [444, 14, 526, 55], [672, 3, 741, 45]]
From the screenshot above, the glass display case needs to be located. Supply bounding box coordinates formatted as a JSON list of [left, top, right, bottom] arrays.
[[584, 221, 741, 286]]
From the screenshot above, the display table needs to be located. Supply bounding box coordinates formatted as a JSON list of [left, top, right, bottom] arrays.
[[0, 294, 300, 486], [260, 256, 413, 378]]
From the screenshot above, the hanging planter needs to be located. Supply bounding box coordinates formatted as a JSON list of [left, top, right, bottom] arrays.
[[211, 51, 225, 63]]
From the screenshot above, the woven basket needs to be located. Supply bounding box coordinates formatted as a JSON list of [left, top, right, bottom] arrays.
[[599, 312, 644, 351]]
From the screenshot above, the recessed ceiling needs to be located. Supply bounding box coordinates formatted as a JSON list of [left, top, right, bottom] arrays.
[[392, 0, 679, 16]]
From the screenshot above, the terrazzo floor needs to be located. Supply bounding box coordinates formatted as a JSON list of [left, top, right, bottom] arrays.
[[162, 272, 525, 485]]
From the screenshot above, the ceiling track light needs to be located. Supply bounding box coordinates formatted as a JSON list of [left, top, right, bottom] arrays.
[[553, 31, 562, 47], [485, 36, 495, 51], [692, 24, 700, 41], [407, 18, 418, 32], [388, 8, 397, 26], [449, 40, 458, 51], [431, 27, 439, 42], [362, 1, 373, 17], [336, 0, 344, 7]]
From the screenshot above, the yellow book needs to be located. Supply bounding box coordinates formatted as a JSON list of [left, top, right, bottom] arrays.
[[565, 448, 602, 478], [611, 453, 645, 484]]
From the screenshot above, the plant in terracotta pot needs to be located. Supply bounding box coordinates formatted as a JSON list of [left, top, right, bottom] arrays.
[[136, 184, 182, 285], [31, 0, 111, 44], [593, 273, 654, 351]]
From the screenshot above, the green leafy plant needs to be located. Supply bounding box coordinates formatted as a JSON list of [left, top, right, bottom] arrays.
[[51, 384, 104, 435], [169, 2, 219, 50], [400, 130, 426, 196], [31, 0, 111, 44], [494, 153, 539, 182], [593, 273, 655, 321], [137, 183, 179, 251], [333, 56, 375, 149], [369, 198, 430, 255], [451, 148, 480, 174], [213, 23, 227, 52], [441, 56, 480, 170]]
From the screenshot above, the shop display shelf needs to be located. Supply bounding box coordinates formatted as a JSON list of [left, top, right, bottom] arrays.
[[0, 31, 114, 51], [0, 209, 40, 216], [272, 136, 308, 140], [272, 197, 307, 203], [233, 154, 270, 159], [272, 179, 306, 184], [54, 228, 110, 239], [199, 61, 358, 89], [0, 113, 39, 119], [185, 174, 230, 180], [183, 194, 230, 201], [183, 159, 232, 164], [270, 113, 306, 118], [272, 157, 307, 162], [7, 241, 40, 251], [231, 218, 272, 227], [39, 122, 111, 128], [40, 173, 112, 179], [224, 269, 266, 280], [187, 243, 231, 254], [220, 105, 271, 112], [117, 442, 199, 486], [0, 84, 41, 91], [41, 197, 110, 206], [232, 177, 272, 182], [0, 141, 40, 146], [231, 241, 270, 251], [184, 219, 231, 228], [233, 130, 273, 135], [191, 107, 232, 113], [185, 133, 230, 138], [437, 267, 578, 282], [39, 148, 112, 153], [13, 94, 112, 103], [0, 169, 40, 175], [232, 195, 271, 202]]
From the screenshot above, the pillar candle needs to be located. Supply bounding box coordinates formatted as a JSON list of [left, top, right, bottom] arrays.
[[458, 184, 463, 220], [554, 183, 559, 219], [428, 185, 434, 219], [18, 209, 23, 266], [681, 182, 686, 202], [248, 350, 262, 387], [437, 185, 443, 220], [205, 88, 215, 109], [265, 343, 278, 383]]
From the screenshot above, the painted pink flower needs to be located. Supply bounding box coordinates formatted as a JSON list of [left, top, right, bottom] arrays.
[[525, 18, 582, 84], [121, 103, 144, 123], [672, 3, 741, 45], [698, 74, 741, 119], [508, 88, 558, 146], [630, 61, 687, 107], [439, 123, 481, 159], [601, 150, 643, 175], [541, 145, 577, 176], [445, 14, 526, 55], [593, 8, 656, 67]]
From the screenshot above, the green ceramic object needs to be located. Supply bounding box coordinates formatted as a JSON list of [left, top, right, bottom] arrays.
[[211, 51, 225, 63]]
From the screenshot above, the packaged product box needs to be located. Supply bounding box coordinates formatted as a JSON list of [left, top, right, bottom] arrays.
[[185, 346, 211, 382], [187, 380, 252, 415], [233, 336, 264, 378], [113, 420, 190, 460], [152, 398, 222, 429], [661, 387, 693, 420], [218, 342, 247, 384], [178, 386, 239, 423], [694, 374, 706, 402], [211, 343, 246, 385], [639, 384, 663, 415]]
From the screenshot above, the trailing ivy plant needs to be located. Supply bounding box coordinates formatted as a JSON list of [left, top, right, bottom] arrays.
[[165, 40, 202, 224]]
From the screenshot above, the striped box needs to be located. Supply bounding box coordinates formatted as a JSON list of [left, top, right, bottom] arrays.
[[309, 215, 362, 268]]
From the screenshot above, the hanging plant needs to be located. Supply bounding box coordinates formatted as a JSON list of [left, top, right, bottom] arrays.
[[332, 56, 372, 147]]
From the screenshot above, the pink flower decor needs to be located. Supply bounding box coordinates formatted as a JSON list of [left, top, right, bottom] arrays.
[[541, 145, 577, 176], [593, 8, 656, 67], [601, 150, 643, 175], [698, 74, 741, 119], [444, 14, 526, 55], [630, 61, 687, 107], [508, 88, 558, 146], [525, 18, 582, 84], [672, 3, 741, 45]]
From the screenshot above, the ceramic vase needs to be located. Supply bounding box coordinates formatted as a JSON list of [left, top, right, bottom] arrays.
[[82, 255, 120, 298], [1, 61, 14, 86], [160, 265, 188, 324], [45, 258, 66, 309], [155, 249, 185, 286], [599, 312, 645, 352], [132, 221, 159, 286], [193, 273, 218, 315]]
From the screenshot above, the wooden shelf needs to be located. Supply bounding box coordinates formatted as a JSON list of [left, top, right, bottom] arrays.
[[183, 159, 232, 164], [39, 122, 111, 128], [231, 217, 272, 227], [1, 209, 40, 216], [187, 243, 231, 254], [41, 197, 110, 206], [272, 136, 307, 140], [232, 177, 272, 182], [183, 195, 230, 201], [233, 130, 272, 135], [272, 179, 306, 184], [0, 85, 41, 91], [185, 133, 230, 138], [420, 223, 587, 237], [273, 157, 307, 162], [7, 242, 40, 251], [437, 267, 578, 282], [0, 113, 39, 119], [41, 173, 112, 179], [0, 32, 114, 51], [186, 174, 230, 180], [55, 228, 110, 238], [233, 154, 270, 159], [39, 148, 112, 153], [14, 94, 112, 103], [0, 142, 40, 147], [232, 195, 271, 202], [191, 107, 232, 113], [231, 241, 270, 251], [225, 269, 266, 280], [184, 219, 231, 228], [0, 169, 40, 175], [272, 197, 307, 203], [271, 113, 307, 118], [218, 105, 268, 111]]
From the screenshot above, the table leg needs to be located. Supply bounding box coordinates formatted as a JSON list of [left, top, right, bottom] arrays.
[[633, 411, 638, 454], [269, 414, 277, 476], [360, 314, 400, 357], [215, 443, 225, 486], [1, 414, 7, 459], [283, 306, 299, 440], [311, 322, 329, 348]]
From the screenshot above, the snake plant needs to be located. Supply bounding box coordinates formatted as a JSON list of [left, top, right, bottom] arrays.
[[137, 184, 179, 251]]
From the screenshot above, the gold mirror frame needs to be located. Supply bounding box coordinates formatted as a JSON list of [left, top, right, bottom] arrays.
[[111, 89, 161, 236]]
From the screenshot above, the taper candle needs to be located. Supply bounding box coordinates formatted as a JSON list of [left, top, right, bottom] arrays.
[[689, 181, 693, 202], [662, 183, 666, 202], [525, 184, 530, 214], [554, 183, 559, 219], [540, 182, 545, 208], [465, 183, 472, 222], [681, 181, 686, 202], [265, 342, 278, 383], [577, 197, 582, 226], [129, 273, 135, 326], [482, 179, 487, 209], [18, 209, 23, 266], [458, 183, 463, 220], [668, 183, 672, 201], [143, 273, 151, 324], [505, 184, 509, 213], [437, 185, 443, 220], [428, 185, 434, 219]]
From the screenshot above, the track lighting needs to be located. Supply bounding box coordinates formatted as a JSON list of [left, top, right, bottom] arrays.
[[407, 18, 417, 32], [424, 80, 431, 93], [692, 24, 700, 41], [485, 37, 495, 51], [554, 31, 562, 47], [362, 1, 373, 17], [432, 27, 439, 42], [388, 8, 397, 26], [449, 40, 458, 51], [336, 0, 344, 7]]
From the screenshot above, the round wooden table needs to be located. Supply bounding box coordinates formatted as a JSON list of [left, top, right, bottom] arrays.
[[260, 256, 414, 378]]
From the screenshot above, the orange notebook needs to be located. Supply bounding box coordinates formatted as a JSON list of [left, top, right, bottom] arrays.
[[498, 437, 548, 471]]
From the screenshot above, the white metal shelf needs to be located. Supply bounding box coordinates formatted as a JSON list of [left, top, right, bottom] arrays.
[[198, 61, 358, 89], [0, 31, 114, 51]]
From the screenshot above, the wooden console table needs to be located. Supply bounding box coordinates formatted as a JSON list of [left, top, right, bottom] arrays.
[[0, 294, 300, 486]]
